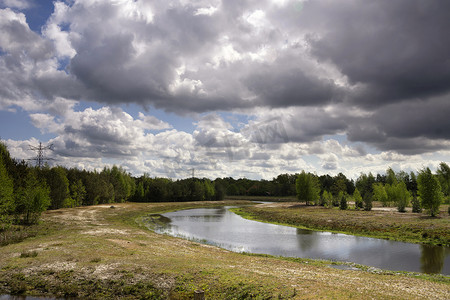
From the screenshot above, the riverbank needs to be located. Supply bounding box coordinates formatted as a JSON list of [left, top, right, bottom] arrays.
[[0, 201, 449, 299], [232, 202, 450, 246]]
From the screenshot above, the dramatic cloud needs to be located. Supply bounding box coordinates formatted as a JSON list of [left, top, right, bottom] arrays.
[[303, 0, 450, 106], [1, 0, 450, 179]]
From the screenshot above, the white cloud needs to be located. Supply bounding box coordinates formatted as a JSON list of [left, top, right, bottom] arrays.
[[1, 0, 31, 10], [1, 0, 450, 180]]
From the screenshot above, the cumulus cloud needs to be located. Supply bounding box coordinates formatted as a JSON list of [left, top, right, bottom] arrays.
[[1, 0, 450, 178], [0, 0, 31, 10]]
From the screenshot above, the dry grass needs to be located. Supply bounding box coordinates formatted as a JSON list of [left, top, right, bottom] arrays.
[[0, 201, 448, 299]]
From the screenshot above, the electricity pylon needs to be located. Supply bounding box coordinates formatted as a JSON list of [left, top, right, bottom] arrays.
[[29, 142, 54, 168]]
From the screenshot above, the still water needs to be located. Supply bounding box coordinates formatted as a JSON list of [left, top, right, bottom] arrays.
[[152, 207, 450, 275]]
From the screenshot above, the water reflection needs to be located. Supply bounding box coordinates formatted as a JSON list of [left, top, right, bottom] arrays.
[[421, 244, 445, 274], [296, 228, 318, 252], [150, 207, 450, 275]]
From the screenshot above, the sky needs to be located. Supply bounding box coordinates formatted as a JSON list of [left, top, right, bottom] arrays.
[[0, 0, 449, 180]]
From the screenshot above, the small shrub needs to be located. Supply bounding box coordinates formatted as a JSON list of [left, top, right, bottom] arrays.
[[90, 257, 102, 263], [363, 197, 372, 211], [411, 196, 422, 213], [332, 192, 342, 207], [20, 250, 38, 258], [353, 189, 363, 209], [339, 194, 348, 210], [320, 191, 332, 207]]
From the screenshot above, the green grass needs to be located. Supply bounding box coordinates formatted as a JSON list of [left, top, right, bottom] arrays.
[[232, 203, 450, 246], [225, 195, 297, 202]]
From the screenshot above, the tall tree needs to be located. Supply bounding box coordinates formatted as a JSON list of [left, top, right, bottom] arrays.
[[417, 168, 443, 217], [296, 171, 320, 205], [46, 166, 72, 209], [15, 170, 50, 224], [436, 162, 450, 198], [0, 155, 14, 223], [394, 182, 410, 213], [320, 190, 332, 207], [407, 171, 418, 195], [356, 172, 375, 205], [70, 179, 86, 207], [203, 179, 215, 201], [353, 188, 363, 209], [373, 183, 389, 206], [386, 167, 397, 185]]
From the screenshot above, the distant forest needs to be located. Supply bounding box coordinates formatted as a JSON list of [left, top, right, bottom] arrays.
[[1, 141, 449, 225]]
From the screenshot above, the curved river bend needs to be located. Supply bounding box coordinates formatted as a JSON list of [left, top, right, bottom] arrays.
[[150, 206, 450, 275]]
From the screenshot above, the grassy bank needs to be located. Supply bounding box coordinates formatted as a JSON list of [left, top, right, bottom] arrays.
[[225, 195, 297, 202], [0, 201, 449, 299], [232, 202, 450, 246]]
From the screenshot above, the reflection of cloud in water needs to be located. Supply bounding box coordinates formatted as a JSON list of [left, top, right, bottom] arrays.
[[149, 207, 450, 275]]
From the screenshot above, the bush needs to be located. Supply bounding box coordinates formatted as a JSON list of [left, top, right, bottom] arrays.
[[320, 190, 332, 207], [411, 196, 422, 213], [353, 188, 363, 209], [339, 194, 348, 210], [395, 182, 410, 213], [418, 168, 443, 217], [363, 197, 372, 211]]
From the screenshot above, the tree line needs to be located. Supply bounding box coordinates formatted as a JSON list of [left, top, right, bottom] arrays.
[[0, 142, 225, 225], [295, 166, 448, 217], [1, 141, 449, 226]]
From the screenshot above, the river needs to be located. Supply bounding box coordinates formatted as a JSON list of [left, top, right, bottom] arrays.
[[150, 206, 450, 275]]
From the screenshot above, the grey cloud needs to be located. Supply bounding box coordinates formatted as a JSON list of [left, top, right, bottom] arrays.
[[250, 152, 271, 161], [245, 108, 348, 144], [303, 0, 450, 106], [322, 162, 337, 170], [2, 0, 450, 158], [347, 95, 450, 154], [244, 64, 339, 107]]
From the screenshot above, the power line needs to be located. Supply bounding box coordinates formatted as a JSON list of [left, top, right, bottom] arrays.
[[28, 142, 54, 168]]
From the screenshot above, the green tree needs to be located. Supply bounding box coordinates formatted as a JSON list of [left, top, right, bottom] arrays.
[[408, 171, 418, 195], [84, 171, 114, 205], [395, 182, 410, 213], [436, 162, 450, 201], [386, 167, 397, 185], [417, 168, 443, 217], [106, 166, 134, 202], [214, 181, 226, 200], [46, 166, 72, 209], [133, 181, 145, 202], [363, 195, 372, 211], [373, 183, 389, 206], [296, 171, 320, 206], [331, 176, 346, 197], [0, 155, 15, 223], [70, 179, 86, 207], [203, 179, 215, 201], [15, 170, 50, 224], [353, 188, 363, 209], [339, 193, 348, 210], [320, 190, 332, 207], [411, 195, 422, 213], [356, 172, 375, 206]]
